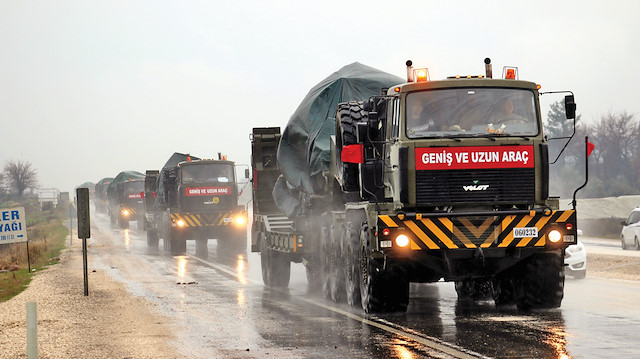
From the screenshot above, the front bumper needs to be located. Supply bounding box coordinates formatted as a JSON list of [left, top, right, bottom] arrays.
[[377, 209, 577, 253]]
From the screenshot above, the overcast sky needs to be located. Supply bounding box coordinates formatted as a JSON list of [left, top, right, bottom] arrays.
[[1, 0, 639, 194]]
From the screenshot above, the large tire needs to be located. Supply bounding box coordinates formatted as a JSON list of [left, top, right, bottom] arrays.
[[146, 229, 159, 248], [260, 232, 290, 288], [514, 253, 565, 310], [336, 101, 364, 192], [492, 277, 516, 306], [330, 222, 346, 303], [320, 224, 332, 299], [344, 221, 361, 307], [359, 224, 386, 313], [165, 229, 186, 255], [455, 279, 492, 301]]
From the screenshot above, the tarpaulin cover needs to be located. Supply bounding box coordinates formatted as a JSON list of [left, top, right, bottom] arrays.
[[106, 171, 145, 199], [274, 62, 403, 217], [162, 152, 200, 170], [155, 153, 201, 207]]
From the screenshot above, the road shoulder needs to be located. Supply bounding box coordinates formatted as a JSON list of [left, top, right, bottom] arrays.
[[0, 241, 180, 359]]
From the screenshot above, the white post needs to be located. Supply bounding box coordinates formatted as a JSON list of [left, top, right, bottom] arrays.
[[26, 301, 38, 358]]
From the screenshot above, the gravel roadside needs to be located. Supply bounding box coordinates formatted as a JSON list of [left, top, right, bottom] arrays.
[[0, 240, 180, 359], [1, 239, 638, 358]]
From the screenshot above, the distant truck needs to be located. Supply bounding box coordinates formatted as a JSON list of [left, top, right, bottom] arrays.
[[107, 171, 145, 229], [251, 59, 582, 312], [145, 153, 248, 256], [94, 177, 114, 214]]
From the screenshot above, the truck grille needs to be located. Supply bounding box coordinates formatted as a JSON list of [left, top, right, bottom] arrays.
[[415, 168, 534, 205]]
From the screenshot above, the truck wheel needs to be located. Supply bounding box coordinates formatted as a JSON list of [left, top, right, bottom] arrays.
[[515, 253, 564, 309], [492, 277, 516, 306], [146, 230, 159, 248], [330, 222, 346, 303], [196, 238, 208, 258], [320, 224, 332, 299], [344, 221, 361, 307], [455, 279, 492, 301], [166, 229, 186, 255], [359, 224, 386, 313], [336, 101, 364, 192], [260, 232, 290, 288]]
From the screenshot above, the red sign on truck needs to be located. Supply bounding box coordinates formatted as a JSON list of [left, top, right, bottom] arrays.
[[185, 186, 232, 196], [415, 145, 534, 170]]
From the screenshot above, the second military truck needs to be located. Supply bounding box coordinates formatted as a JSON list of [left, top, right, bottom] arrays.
[[145, 153, 248, 256]]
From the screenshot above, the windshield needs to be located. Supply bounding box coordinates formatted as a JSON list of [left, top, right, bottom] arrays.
[[181, 163, 234, 183], [405, 88, 538, 138], [124, 180, 144, 193]]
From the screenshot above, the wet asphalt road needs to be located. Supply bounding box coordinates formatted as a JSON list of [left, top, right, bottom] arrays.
[[87, 214, 640, 359]]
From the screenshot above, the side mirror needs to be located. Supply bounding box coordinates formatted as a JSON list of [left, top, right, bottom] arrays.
[[244, 168, 250, 179], [621, 220, 628, 226], [565, 95, 576, 120]]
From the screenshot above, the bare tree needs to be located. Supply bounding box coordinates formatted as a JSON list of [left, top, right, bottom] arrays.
[[3, 160, 39, 198]]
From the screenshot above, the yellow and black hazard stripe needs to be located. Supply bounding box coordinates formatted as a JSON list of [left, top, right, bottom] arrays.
[[378, 210, 576, 250], [121, 207, 141, 215], [170, 212, 246, 227]]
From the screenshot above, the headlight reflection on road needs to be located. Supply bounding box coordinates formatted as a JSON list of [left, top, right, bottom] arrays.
[[544, 325, 569, 359], [123, 229, 130, 249], [177, 256, 188, 278], [392, 341, 414, 359], [236, 254, 247, 306], [236, 254, 247, 285]]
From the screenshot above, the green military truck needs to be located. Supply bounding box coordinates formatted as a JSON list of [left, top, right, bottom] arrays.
[[145, 153, 248, 256], [107, 171, 145, 230], [251, 59, 581, 312]]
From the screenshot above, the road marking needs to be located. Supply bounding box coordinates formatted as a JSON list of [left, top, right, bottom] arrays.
[[188, 254, 488, 359]]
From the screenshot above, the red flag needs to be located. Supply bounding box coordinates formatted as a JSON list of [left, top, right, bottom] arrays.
[[341, 144, 364, 164], [587, 141, 595, 157]]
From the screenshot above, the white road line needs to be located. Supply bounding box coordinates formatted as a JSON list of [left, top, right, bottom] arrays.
[[188, 254, 489, 359]]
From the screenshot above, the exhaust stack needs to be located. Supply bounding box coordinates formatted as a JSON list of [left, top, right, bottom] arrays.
[[406, 60, 414, 82], [484, 58, 493, 79]]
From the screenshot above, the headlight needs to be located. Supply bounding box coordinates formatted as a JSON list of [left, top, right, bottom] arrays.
[[395, 234, 410, 247], [548, 230, 562, 243], [122, 209, 130, 216], [234, 216, 246, 226], [176, 219, 185, 227]]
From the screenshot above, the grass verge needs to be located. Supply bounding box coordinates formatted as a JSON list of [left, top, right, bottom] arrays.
[[0, 200, 69, 302]]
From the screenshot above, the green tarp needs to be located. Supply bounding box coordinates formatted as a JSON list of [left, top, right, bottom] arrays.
[[274, 62, 403, 217]]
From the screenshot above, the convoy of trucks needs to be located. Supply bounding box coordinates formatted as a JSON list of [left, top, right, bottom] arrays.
[[87, 58, 583, 313], [250, 59, 581, 312]]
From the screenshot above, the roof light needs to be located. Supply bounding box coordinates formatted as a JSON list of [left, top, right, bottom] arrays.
[[503, 66, 518, 80], [394, 87, 401, 93], [536, 84, 541, 90], [413, 68, 430, 82]]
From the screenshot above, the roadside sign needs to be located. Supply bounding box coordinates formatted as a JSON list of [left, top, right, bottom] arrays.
[[0, 207, 28, 244]]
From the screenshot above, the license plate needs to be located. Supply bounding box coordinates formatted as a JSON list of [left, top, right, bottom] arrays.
[[513, 227, 538, 238]]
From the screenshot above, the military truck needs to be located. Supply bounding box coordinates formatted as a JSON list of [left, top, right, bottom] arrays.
[[251, 60, 582, 312], [106, 171, 145, 229], [145, 153, 248, 256], [94, 177, 114, 214]]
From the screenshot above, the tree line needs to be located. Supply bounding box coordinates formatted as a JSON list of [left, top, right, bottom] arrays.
[[546, 101, 639, 198]]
